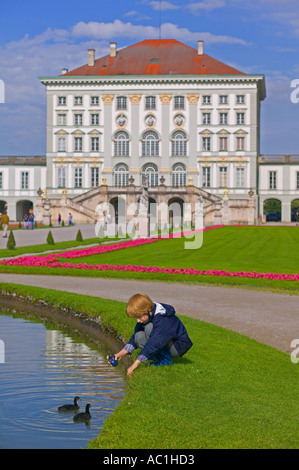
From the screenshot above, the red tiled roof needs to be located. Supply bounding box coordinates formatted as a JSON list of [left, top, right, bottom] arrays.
[[63, 39, 244, 77]]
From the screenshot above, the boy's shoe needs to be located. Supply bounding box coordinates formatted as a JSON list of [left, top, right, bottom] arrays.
[[149, 345, 173, 366], [149, 357, 173, 367]]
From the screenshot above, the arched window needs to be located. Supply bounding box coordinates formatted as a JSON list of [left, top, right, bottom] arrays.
[[172, 164, 187, 187], [142, 131, 159, 156], [114, 131, 130, 157], [142, 163, 159, 187], [172, 131, 187, 156], [114, 163, 129, 187]]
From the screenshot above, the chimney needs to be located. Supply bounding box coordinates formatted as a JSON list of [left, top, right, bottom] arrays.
[[61, 68, 68, 75], [197, 40, 204, 56], [88, 49, 95, 67], [110, 42, 117, 58]]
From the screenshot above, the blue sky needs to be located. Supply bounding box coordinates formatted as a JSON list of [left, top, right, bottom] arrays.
[[0, 0, 298, 154]]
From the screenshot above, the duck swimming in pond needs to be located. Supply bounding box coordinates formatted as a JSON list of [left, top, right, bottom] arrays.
[[58, 396, 81, 412], [73, 404, 91, 422]]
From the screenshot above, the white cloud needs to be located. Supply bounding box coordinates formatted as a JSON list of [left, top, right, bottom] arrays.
[[186, 0, 227, 14], [72, 19, 251, 45], [149, 1, 180, 10]]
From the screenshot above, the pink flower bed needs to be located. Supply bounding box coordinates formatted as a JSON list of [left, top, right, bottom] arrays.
[[1, 231, 298, 282], [57, 237, 157, 259]]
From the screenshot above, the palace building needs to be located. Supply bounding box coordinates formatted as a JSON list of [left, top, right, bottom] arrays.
[[1, 39, 297, 225]]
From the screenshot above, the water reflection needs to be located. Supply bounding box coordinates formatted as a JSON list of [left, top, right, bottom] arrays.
[[0, 312, 126, 449]]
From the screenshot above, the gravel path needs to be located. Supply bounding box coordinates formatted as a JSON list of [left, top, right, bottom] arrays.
[[0, 273, 297, 354]]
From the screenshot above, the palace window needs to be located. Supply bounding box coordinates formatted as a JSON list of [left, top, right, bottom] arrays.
[[202, 167, 211, 188], [91, 167, 100, 187], [236, 136, 245, 151], [297, 171, 299, 190], [171, 131, 187, 156], [269, 171, 277, 189], [74, 96, 83, 105], [114, 131, 130, 157], [116, 96, 127, 110], [142, 131, 159, 156], [202, 95, 211, 105], [90, 96, 99, 105], [236, 95, 245, 104], [236, 168, 245, 188], [21, 171, 29, 189], [219, 167, 228, 188], [74, 114, 83, 126], [219, 136, 228, 151], [91, 137, 99, 152], [172, 164, 186, 187], [58, 137, 66, 152], [142, 163, 159, 187], [74, 137, 83, 152], [57, 167, 66, 188], [219, 112, 228, 125], [236, 112, 245, 125], [174, 96, 185, 110], [202, 112, 211, 125], [145, 96, 156, 110], [202, 136, 211, 151], [74, 167, 82, 188], [91, 113, 99, 125], [219, 95, 228, 105], [58, 96, 66, 105], [57, 113, 66, 126], [0, 172, 2, 189], [114, 163, 129, 187]]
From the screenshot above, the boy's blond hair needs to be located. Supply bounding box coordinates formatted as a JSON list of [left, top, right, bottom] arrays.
[[126, 293, 154, 318]]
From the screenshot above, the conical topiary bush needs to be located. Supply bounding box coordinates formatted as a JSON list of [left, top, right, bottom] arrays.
[[47, 230, 55, 245], [6, 230, 16, 250], [76, 229, 83, 242]]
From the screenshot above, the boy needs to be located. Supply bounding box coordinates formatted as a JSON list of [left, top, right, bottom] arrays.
[[110, 293, 193, 376]]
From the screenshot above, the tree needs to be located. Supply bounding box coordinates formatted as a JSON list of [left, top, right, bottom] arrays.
[[47, 231, 55, 245], [76, 229, 83, 242], [6, 231, 16, 250]]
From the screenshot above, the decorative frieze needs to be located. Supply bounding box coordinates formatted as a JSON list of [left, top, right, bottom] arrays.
[[187, 94, 199, 104], [159, 94, 172, 104], [102, 95, 114, 105], [129, 94, 142, 104]]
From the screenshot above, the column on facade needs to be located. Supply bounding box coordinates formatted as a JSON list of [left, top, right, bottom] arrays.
[[102, 94, 114, 185], [160, 94, 172, 186], [187, 94, 199, 185], [129, 94, 141, 185]]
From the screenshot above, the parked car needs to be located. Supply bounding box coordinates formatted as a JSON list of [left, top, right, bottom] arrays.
[[266, 211, 279, 222]]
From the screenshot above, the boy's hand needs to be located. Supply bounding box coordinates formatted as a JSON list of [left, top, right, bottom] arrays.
[[127, 359, 141, 376]]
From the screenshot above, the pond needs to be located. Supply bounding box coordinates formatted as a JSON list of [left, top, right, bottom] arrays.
[[0, 310, 126, 449]]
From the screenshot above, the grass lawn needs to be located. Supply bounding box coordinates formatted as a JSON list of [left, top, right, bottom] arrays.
[[1, 226, 299, 292], [67, 226, 299, 274], [1, 282, 298, 449]]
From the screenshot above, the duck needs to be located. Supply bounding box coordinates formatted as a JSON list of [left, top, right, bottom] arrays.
[[58, 396, 81, 412], [73, 404, 91, 422]]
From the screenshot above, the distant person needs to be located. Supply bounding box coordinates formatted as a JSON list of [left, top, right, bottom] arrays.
[[29, 212, 35, 230], [23, 213, 28, 229], [1, 212, 9, 238], [58, 213, 62, 225], [68, 213, 73, 226]]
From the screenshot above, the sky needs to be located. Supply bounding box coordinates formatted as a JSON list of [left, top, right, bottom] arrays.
[[0, 0, 298, 155]]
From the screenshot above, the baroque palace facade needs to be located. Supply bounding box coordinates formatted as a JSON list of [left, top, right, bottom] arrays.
[[1, 39, 298, 225]]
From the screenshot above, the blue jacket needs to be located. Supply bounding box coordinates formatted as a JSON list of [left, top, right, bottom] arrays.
[[125, 302, 193, 362]]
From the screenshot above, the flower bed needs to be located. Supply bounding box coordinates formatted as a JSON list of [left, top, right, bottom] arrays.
[[1, 231, 298, 282]]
